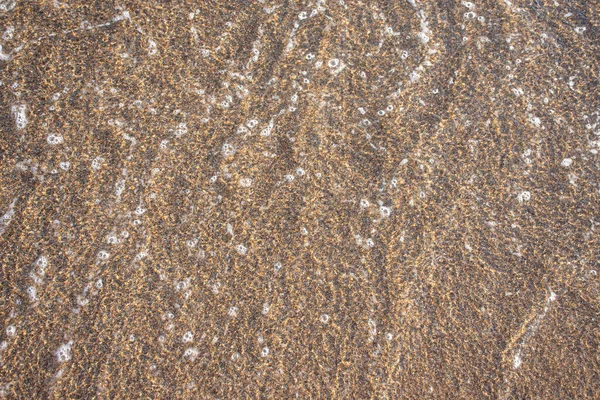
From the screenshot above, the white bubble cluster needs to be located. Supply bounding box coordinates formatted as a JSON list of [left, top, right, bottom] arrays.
[[47, 133, 64, 145], [97, 250, 110, 260], [174, 123, 188, 137], [182, 331, 194, 343], [56, 341, 73, 363], [11, 104, 28, 130], [561, 158, 573, 167], [262, 303, 270, 315], [236, 244, 248, 255], [6, 326, 16, 337], [148, 39, 158, 56], [26, 286, 37, 302], [222, 143, 236, 157], [183, 347, 199, 362], [239, 177, 253, 187], [91, 157, 104, 170], [379, 206, 391, 218], [517, 191, 531, 204]]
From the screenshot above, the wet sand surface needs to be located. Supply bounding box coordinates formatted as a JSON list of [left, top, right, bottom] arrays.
[[1, 0, 599, 398]]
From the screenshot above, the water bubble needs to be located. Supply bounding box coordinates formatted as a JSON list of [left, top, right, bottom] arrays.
[[135, 206, 146, 215], [320, 314, 330, 323], [11, 104, 28, 130], [222, 143, 236, 157], [91, 157, 104, 170], [379, 206, 391, 218], [47, 133, 64, 145], [174, 123, 188, 138], [56, 341, 73, 363], [274, 262, 282, 272], [6, 326, 16, 337], [182, 331, 194, 343], [26, 286, 37, 302], [517, 191, 531, 204], [97, 250, 110, 260], [239, 177, 253, 188], [183, 347, 199, 362], [148, 39, 158, 56], [236, 244, 248, 255], [561, 158, 573, 167], [261, 346, 269, 357], [36, 255, 48, 271]]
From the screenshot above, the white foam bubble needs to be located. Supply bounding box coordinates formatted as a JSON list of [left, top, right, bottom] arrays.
[[56, 341, 73, 363], [97, 250, 110, 260], [517, 191, 531, 204], [174, 123, 188, 138], [239, 177, 253, 188], [262, 303, 270, 315], [182, 331, 194, 343], [148, 39, 158, 56], [222, 143, 236, 157], [6, 325, 16, 337], [26, 286, 37, 302], [561, 158, 573, 167], [228, 306, 238, 317], [379, 206, 391, 218], [2, 26, 14, 41], [47, 133, 64, 145], [11, 104, 28, 130], [183, 347, 199, 361], [91, 157, 104, 170], [0, 198, 17, 236], [513, 352, 522, 369], [236, 244, 248, 255]]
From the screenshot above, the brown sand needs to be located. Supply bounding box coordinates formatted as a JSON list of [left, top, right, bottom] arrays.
[[1, 0, 599, 398]]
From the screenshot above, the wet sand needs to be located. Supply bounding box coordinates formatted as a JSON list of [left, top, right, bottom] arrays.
[[1, 0, 599, 398]]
